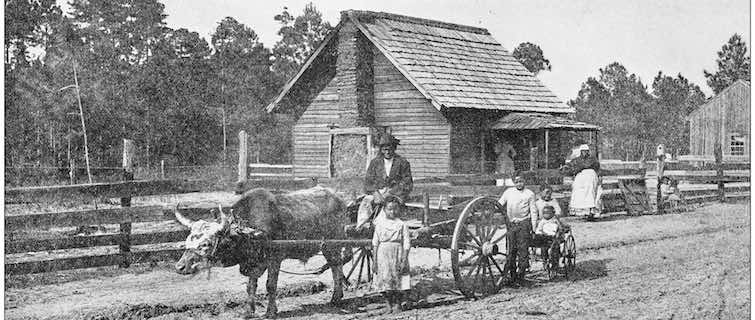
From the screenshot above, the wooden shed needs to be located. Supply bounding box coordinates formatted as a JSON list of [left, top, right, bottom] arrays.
[[266, 10, 599, 179], [687, 80, 750, 159]]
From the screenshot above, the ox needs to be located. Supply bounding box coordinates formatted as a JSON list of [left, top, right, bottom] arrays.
[[174, 186, 350, 318]]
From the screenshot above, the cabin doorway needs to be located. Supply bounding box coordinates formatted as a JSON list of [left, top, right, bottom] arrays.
[[328, 127, 374, 178]]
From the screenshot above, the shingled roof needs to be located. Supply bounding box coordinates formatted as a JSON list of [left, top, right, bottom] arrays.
[[267, 10, 573, 114]]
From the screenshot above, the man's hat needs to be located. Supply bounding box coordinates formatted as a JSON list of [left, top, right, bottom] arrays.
[[377, 134, 400, 147], [578, 144, 590, 151]]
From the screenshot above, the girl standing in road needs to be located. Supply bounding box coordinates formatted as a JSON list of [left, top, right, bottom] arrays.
[[371, 195, 411, 313]]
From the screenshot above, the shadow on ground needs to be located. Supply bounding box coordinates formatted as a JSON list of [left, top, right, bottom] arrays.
[[82, 258, 614, 319], [568, 258, 613, 281]]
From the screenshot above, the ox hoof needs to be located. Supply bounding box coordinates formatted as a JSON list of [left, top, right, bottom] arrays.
[[241, 307, 258, 319], [330, 292, 344, 305]]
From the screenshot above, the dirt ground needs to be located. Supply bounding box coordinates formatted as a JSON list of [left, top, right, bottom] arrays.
[[4, 202, 750, 320]]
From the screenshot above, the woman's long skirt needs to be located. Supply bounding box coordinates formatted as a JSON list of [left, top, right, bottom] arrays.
[[570, 168, 600, 217]]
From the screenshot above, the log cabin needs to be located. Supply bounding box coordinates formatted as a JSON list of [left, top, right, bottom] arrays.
[[266, 10, 600, 179]]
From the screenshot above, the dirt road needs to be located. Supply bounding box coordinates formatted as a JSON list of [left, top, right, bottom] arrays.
[[5, 202, 750, 319]]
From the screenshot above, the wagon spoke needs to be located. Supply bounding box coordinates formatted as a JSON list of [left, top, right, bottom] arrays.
[[459, 252, 480, 267], [464, 262, 480, 278], [479, 256, 490, 279], [366, 252, 372, 282], [482, 218, 497, 242], [489, 230, 508, 245], [345, 249, 365, 280], [357, 250, 366, 284], [475, 223, 485, 241], [490, 256, 505, 275], [460, 241, 480, 250], [463, 228, 482, 246], [485, 258, 500, 292]]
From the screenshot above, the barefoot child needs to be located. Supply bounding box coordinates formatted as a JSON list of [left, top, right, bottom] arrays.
[[371, 195, 411, 313]]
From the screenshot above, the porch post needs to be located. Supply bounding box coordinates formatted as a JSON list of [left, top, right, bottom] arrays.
[[544, 130, 550, 169], [480, 130, 485, 174], [596, 131, 601, 160]]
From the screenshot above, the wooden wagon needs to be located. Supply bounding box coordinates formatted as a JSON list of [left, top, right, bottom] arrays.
[[234, 174, 582, 298]]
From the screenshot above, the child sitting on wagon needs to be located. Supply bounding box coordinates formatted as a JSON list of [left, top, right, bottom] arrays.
[[531, 205, 563, 264], [535, 186, 563, 223], [371, 195, 411, 313]]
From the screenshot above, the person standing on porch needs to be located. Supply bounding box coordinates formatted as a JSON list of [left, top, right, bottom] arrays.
[[498, 175, 538, 283], [356, 134, 413, 230], [494, 139, 517, 176], [560, 144, 601, 220]]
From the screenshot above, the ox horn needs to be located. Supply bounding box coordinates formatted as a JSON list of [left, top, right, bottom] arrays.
[[174, 203, 194, 227], [218, 204, 230, 231]]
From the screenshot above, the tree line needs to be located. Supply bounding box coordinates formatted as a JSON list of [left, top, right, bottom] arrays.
[[568, 35, 750, 160], [5, 0, 331, 168], [5, 1, 751, 172]]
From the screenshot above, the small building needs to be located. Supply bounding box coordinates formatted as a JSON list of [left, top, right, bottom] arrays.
[[687, 80, 750, 159], [266, 10, 599, 178]]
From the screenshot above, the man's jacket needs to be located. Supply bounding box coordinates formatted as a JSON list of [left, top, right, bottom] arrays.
[[364, 154, 413, 200]]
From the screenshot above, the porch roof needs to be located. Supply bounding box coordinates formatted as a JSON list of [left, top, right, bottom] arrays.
[[489, 113, 600, 131]]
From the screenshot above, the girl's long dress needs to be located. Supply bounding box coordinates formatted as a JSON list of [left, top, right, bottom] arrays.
[[372, 218, 411, 292]]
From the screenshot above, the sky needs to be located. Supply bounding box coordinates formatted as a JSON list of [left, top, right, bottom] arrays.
[[120, 1, 752, 100]]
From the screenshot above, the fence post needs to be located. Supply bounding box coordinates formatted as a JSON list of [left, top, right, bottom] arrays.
[[238, 130, 248, 184], [715, 143, 725, 202], [160, 159, 165, 179], [422, 192, 430, 227], [120, 139, 135, 268], [69, 157, 76, 185], [656, 145, 665, 215]]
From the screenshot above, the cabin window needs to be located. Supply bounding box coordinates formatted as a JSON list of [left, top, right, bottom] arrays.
[[730, 133, 745, 155]]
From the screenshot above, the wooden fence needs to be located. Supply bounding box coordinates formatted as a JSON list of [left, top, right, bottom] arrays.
[[5, 161, 749, 276]]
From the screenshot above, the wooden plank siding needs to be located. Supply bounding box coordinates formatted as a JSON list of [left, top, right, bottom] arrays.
[[292, 78, 339, 178], [688, 80, 750, 158], [372, 47, 451, 178]]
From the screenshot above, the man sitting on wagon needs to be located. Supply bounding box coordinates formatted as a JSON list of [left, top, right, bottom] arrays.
[[356, 134, 413, 230]]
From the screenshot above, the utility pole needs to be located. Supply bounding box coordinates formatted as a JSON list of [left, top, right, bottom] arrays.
[[60, 63, 92, 184], [222, 106, 227, 162], [72, 63, 92, 184]]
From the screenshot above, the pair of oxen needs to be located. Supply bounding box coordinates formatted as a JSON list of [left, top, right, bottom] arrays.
[[173, 186, 352, 319]]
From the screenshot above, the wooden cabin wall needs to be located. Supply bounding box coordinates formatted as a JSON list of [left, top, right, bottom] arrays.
[[372, 47, 451, 178], [292, 76, 339, 178], [688, 81, 750, 157], [721, 82, 750, 156]]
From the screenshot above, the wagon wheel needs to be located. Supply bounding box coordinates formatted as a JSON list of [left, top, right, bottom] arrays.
[[345, 247, 373, 286], [562, 234, 576, 278], [451, 196, 510, 298], [545, 242, 559, 280]]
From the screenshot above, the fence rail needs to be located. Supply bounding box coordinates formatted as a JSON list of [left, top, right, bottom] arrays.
[[5, 158, 750, 276]]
